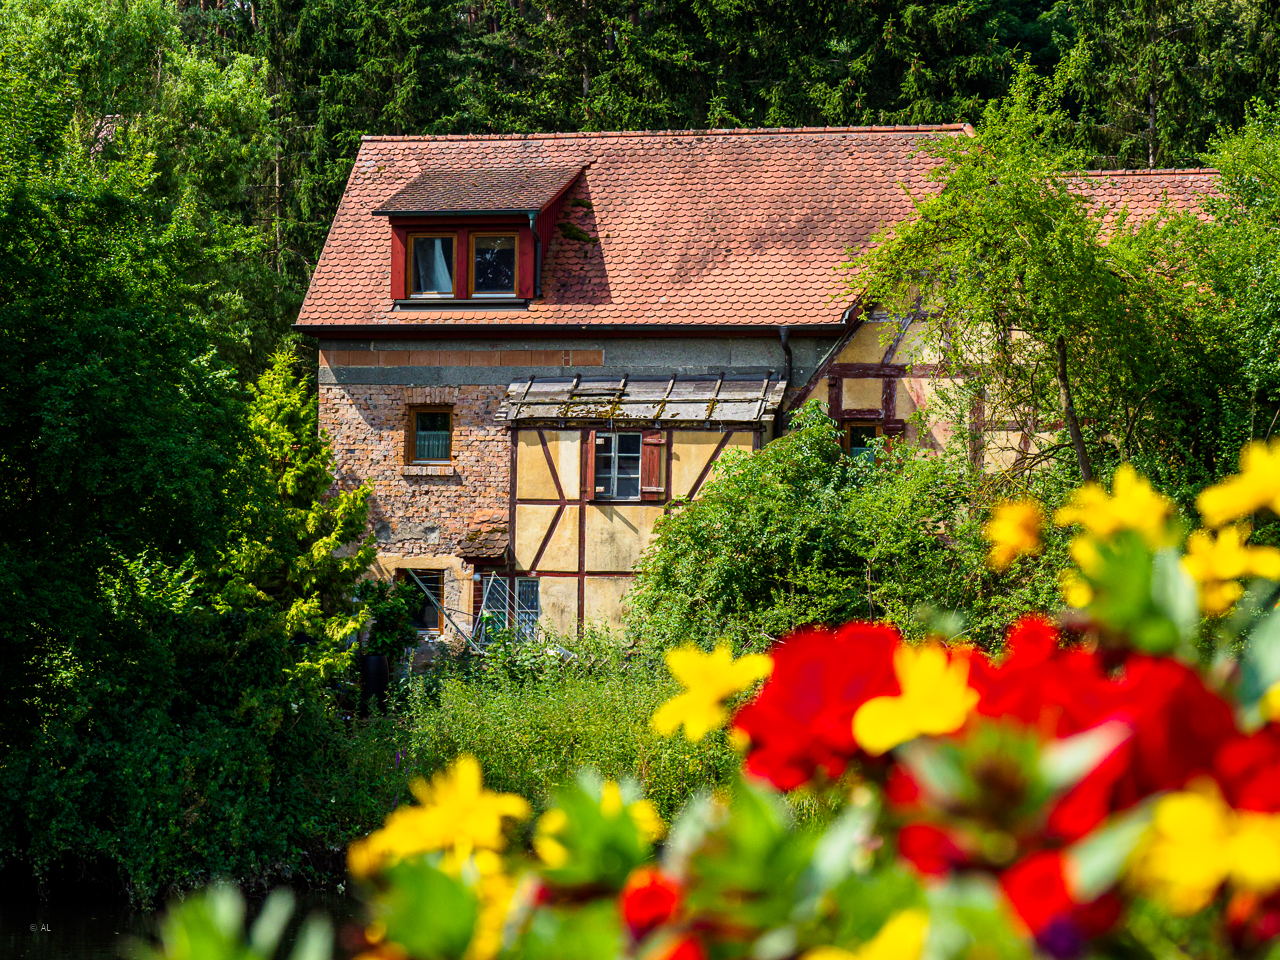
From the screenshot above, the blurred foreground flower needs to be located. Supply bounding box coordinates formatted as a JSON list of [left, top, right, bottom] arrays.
[[619, 867, 682, 940], [853, 643, 978, 755], [1054, 463, 1173, 547], [651, 644, 771, 740], [984, 498, 1043, 570], [802, 908, 929, 960], [1197, 439, 1280, 527], [1128, 787, 1280, 914], [348, 754, 530, 878], [1183, 526, 1280, 614]]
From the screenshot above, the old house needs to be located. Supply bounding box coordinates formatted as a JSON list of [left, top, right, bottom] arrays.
[[296, 125, 1212, 643]]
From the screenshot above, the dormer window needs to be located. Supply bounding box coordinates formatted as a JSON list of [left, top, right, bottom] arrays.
[[471, 234, 517, 297], [375, 163, 586, 305], [410, 234, 455, 298]]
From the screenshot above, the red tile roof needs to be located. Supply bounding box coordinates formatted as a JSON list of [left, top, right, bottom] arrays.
[[1072, 168, 1217, 229], [296, 128, 1217, 333], [373, 163, 586, 215]]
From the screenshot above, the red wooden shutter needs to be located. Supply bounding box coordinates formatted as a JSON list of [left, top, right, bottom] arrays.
[[583, 429, 596, 499], [640, 430, 665, 501]]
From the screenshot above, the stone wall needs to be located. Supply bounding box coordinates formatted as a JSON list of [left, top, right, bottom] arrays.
[[320, 382, 509, 558]]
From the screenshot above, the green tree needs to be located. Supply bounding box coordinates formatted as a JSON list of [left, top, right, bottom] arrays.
[[210, 347, 375, 680], [847, 68, 1246, 489], [1063, 0, 1280, 167], [1, 0, 298, 374]]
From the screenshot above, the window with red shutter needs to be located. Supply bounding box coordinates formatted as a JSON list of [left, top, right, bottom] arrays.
[[640, 430, 665, 500]]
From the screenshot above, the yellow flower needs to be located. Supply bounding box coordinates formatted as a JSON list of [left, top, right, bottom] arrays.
[[1229, 813, 1280, 893], [1197, 440, 1280, 528], [652, 644, 773, 741], [984, 499, 1043, 571], [1059, 570, 1094, 608], [1068, 535, 1103, 576], [1128, 788, 1280, 914], [801, 909, 929, 960], [1054, 464, 1173, 547], [534, 782, 664, 869], [601, 780, 665, 842], [1182, 526, 1280, 615], [1261, 681, 1280, 722], [347, 755, 530, 878], [852, 644, 978, 756], [465, 850, 518, 960], [533, 808, 570, 868]]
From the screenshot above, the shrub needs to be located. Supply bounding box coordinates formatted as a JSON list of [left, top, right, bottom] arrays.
[[627, 402, 1074, 653]]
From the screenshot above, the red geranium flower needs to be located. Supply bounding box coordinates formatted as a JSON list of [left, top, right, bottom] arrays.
[[970, 616, 1115, 738], [898, 823, 967, 877], [1000, 850, 1122, 960], [972, 618, 1238, 842], [734, 622, 901, 790], [1216, 725, 1280, 812], [619, 867, 682, 940], [1046, 654, 1237, 841], [654, 936, 707, 960]]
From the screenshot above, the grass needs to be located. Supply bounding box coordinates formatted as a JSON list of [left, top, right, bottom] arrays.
[[406, 667, 739, 820]]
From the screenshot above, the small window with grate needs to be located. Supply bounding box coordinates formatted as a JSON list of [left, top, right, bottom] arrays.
[[406, 405, 452, 464]]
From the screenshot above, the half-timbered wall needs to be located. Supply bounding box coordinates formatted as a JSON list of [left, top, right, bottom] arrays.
[[510, 426, 756, 634]]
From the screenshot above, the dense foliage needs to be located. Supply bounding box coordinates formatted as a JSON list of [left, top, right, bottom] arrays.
[[627, 403, 1073, 653], [0, 24, 380, 894], [6, 0, 1280, 907], [408, 629, 739, 822]]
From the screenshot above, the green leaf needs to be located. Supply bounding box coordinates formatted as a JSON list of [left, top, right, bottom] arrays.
[[1039, 720, 1131, 792], [287, 916, 332, 960], [378, 858, 478, 960], [1063, 804, 1152, 902], [1150, 547, 1199, 645]]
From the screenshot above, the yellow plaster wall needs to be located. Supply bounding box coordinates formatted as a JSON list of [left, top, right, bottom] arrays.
[[894, 321, 933, 364], [842, 378, 883, 410], [583, 576, 633, 631], [538, 577, 578, 635], [895, 380, 918, 419], [837, 321, 891, 363], [544, 430, 580, 496], [669, 430, 754, 498], [584, 504, 664, 571], [670, 431, 718, 498], [537, 505, 579, 572], [514, 504, 559, 569], [516, 431, 559, 500], [983, 430, 1024, 471]]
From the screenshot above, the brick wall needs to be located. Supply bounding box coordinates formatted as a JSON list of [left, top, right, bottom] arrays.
[[320, 382, 509, 556]]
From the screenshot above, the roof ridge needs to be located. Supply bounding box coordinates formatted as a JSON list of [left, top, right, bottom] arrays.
[[1080, 167, 1219, 177], [360, 124, 968, 143]]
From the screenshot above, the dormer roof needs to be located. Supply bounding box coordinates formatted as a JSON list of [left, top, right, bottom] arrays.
[[372, 163, 586, 217]]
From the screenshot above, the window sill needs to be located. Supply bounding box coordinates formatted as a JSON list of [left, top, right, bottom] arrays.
[[402, 463, 455, 477], [392, 299, 529, 312]]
